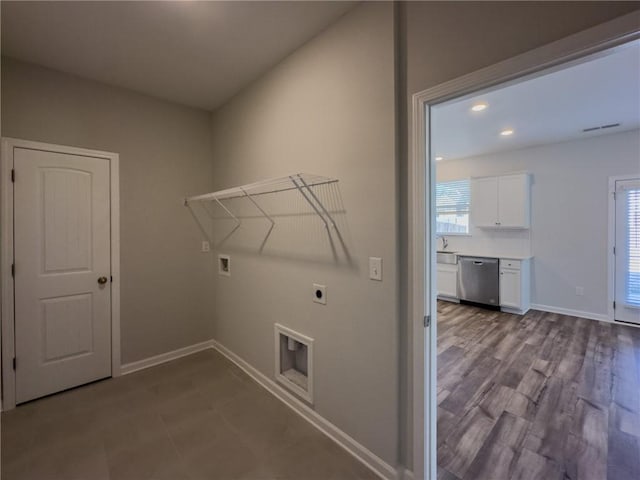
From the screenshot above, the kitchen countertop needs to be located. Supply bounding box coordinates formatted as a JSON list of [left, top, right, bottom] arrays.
[[442, 251, 533, 260]]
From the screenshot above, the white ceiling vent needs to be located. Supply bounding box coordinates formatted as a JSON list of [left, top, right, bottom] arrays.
[[582, 123, 621, 133]]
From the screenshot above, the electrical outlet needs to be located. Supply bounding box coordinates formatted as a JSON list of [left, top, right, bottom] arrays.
[[575, 286, 584, 296], [201, 241, 210, 252], [313, 284, 326, 305], [369, 257, 382, 281]]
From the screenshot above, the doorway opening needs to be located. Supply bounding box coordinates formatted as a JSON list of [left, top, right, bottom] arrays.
[[430, 38, 640, 480], [410, 16, 640, 480]]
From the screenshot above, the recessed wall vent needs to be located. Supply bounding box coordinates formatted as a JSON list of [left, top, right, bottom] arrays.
[[274, 324, 313, 403], [582, 122, 621, 133]]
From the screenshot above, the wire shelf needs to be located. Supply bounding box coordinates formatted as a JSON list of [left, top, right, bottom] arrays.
[[184, 173, 339, 236]]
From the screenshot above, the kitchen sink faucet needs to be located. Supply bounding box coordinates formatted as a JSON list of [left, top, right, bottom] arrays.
[[441, 236, 448, 250]]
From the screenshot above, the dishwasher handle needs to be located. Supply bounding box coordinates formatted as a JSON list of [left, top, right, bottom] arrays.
[[473, 260, 484, 265]]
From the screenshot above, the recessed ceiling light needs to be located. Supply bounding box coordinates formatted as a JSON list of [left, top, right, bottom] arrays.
[[471, 103, 488, 112], [500, 129, 514, 136], [435, 156, 444, 161]]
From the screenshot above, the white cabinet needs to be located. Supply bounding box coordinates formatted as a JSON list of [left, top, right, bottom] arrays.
[[437, 264, 458, 300], [498, 175, 530, 227], [470, 177, 499, 228], [500, 269, 521, 308], [471, 173, 530, 228], [499, 259, 530, 314]]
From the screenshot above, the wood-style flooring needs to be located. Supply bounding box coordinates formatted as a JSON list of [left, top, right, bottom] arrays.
[[437, 301, 640, 480]]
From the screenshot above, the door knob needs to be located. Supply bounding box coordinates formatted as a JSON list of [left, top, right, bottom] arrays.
[[98, 276, 108, 285]]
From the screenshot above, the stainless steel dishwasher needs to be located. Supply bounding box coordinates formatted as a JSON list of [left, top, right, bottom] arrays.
[[458, 256, 500, 307]]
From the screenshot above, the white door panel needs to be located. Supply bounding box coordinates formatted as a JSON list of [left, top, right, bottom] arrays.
[[14, 147, 112, 403]]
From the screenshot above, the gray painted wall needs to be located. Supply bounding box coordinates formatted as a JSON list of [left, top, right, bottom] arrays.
[[209, 2, 399, 466], [1, 58, 216, 364]]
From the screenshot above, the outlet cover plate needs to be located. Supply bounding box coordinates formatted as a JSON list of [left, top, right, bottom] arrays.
[[313, 284, 326, 305]]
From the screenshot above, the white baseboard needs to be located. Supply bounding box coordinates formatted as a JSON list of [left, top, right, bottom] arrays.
[[210, 340, 400, 480], [530, 303, 610, 323], [120, 339, 215, 375]]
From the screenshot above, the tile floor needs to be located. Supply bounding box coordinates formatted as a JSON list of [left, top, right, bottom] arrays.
[[1, 349, 379, 480]]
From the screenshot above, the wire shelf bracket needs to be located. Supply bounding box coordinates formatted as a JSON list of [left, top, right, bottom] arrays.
[[184, 173, 339, 235]]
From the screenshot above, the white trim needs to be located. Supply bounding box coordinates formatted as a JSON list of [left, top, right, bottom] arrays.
[[530, 304, 611, 323], [409, 12, 640, 480], [1, 138, 121, 410], [110, 153, 121, 377], [120, 340, 216, 375], [608, 174, 640, 327], [211, 339, 399, 480], [1, 140, 15, 411]]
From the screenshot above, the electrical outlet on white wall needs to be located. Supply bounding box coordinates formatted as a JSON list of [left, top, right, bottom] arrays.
[[201, 241, 210, 252], [575, 286, 584, 296], [313, 284, 326, 305]]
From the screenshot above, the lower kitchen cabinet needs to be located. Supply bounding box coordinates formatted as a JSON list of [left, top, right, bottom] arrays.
[[499, 258, 530, 314], [437, 263, 459, 300]]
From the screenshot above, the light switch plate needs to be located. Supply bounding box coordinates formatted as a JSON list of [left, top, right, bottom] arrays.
[[202, 241, 210, 252], [218, 254, 231, 276], [369, 257, 382, 281]]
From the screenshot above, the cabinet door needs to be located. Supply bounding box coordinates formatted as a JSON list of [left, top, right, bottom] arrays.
[[437, 267, 458, 298], [471, 177, 499, 227], [498, 174, 530, 228], [500, 268, 521, 308]]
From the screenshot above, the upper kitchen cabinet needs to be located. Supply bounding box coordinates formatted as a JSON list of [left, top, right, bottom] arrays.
[[471, 173, 530, 228]]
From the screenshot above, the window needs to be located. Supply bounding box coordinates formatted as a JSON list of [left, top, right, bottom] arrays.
[[436, 179, 470, 234]]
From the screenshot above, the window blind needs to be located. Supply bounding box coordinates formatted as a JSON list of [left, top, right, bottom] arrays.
[[436, 179, 470, 215], [627, 188, 640, 306], [436, 179, 470, 234]]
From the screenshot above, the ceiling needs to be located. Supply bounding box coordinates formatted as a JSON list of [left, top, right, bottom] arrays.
[[1, 1, 355, 110], [432, 40, 640, 161]]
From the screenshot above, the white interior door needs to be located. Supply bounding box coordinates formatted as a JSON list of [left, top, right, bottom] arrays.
[[14, 147, 112, 403], [614, 178, 640, 325]]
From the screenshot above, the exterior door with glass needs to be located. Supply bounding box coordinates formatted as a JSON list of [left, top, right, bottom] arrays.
[[614, 178, 640, 324]]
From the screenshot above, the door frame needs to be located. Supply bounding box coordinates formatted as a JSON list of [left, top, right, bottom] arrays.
[[409, 12, 640, 480], [1, 137, 121, 410], [608, 174, 640, 327]]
